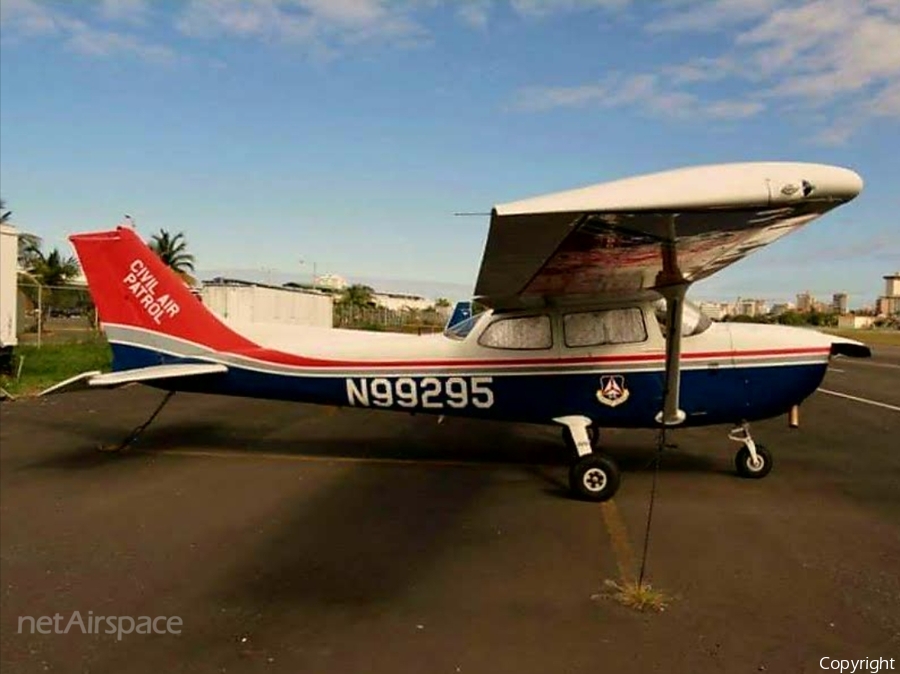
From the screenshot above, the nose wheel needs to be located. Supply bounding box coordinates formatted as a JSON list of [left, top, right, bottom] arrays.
[[554, 415, 621, 501], [729, 423, 773, 479], [570, 454, 620, 501]]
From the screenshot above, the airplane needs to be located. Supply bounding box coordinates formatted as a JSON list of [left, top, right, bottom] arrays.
[[47, 161, 872, 502]]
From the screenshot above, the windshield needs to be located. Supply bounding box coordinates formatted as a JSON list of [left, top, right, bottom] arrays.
[[654, 298, 712, 337], [444, 313, 485, 340]]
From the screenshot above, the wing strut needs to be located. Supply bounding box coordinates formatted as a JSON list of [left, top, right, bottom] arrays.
[[655, 216, 687, 426]]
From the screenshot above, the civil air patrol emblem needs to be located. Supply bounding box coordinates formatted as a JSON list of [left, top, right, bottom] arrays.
[[596, 375, 630, 407]]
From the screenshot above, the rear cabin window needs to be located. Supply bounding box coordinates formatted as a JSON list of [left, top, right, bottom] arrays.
[[478, 315, 552, 350], [563, 308, 647, 347]]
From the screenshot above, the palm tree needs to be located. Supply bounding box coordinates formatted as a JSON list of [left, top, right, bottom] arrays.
[[149, 229, 195, 282], [2, 200, 47, 268], [29, 248, 80, 287], [340, 284, 375, 307]]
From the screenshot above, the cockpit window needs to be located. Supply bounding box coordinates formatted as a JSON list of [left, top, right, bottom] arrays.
[[478, 315, 553, 350], [444, 313, 483, 340], [654, 298, 712, 337], [563, 308, 647, 347]]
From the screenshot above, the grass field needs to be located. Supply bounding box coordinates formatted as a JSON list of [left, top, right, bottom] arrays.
[[0, 338, 112, 397], [821, 328, 900, 347]]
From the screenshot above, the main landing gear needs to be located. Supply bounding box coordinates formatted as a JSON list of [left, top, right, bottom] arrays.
[[555, 416, 621, 502], [728, 423, 773, 479]]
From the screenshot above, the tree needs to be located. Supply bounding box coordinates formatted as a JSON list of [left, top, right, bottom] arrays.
[[1, 199, 42, 267], [435, 297, 451, 308], [28, 248, 80, 287], [149, 229, 196, 282], [339, 284, 375, 307]]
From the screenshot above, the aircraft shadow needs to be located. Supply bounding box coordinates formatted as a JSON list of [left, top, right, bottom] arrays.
[[20, 410, 725, 480]]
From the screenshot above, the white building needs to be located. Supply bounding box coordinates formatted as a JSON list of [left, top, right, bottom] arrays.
[[200, 279, 333, 329], [373, 292, 434, 312], [314, 273, 348, 291], [698, 302, 727, 321], [837, 315, 874, 329], [0, 224, 19, 368], [877, 272, 900, 316]]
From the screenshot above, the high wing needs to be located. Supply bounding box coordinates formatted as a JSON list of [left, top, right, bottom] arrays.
[[39, 363, 228, 396], [474, 162, 863, 310]]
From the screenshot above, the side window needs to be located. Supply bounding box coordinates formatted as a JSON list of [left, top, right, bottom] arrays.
[[478, 315, 552, 350], [563, 308, 647, 347]]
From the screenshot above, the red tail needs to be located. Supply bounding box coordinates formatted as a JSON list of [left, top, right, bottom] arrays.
[[70, 228, 254, 351]]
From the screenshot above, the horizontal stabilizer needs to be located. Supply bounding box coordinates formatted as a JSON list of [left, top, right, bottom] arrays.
[[39, 363, 228, 396]]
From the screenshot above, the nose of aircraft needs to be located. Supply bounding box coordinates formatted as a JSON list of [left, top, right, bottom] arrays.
[[725, 322, 871, 359]]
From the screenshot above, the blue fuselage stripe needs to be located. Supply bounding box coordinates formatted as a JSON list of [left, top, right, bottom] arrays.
[[110, 343, 827, 427]]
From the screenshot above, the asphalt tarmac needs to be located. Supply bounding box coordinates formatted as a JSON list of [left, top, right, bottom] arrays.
[[1, 347, 898, 673]]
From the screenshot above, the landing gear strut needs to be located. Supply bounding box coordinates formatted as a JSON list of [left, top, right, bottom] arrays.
[[728, 423, 773, 479], [555, 416, 620, 501]]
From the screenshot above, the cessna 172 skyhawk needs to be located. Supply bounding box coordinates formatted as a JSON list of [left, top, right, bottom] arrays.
[[54, 162, 871, 501]]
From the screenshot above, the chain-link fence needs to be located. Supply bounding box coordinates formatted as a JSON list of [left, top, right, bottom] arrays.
[[333, 304, 447, 334], [12, 280, 449, 346], [15, 281, 100, 346]]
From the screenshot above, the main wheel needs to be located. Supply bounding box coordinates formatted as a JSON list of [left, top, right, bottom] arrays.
[[569, 454, 620, 501], [735, 444, 773, 479]]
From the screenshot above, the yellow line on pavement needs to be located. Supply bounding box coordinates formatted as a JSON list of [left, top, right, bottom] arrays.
[[601, 500, 637, 585]]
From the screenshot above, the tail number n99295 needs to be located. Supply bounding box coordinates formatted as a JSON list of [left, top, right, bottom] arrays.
[[346, 376, 494, 410]]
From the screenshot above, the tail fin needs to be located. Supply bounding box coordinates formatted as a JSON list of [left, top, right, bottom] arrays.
[[70, 228, 254, 353]]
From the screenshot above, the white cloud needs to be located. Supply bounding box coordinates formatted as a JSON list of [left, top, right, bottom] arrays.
[[512, 72, 763, 120], [0, 0, 174, 62], [515, 0, 900, 143], [0, 0, 69, 36], [457, 3, 490, 30], [97, 0, 150, 25], [647, 0, 780, 33], [175, 0, 426, 54], [510, 0, 630, 17]]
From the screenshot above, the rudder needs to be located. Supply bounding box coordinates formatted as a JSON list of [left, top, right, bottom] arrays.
[[70, 227, 254, 353]]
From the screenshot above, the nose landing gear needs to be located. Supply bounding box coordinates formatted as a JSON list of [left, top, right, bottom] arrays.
[[554, 415, 621, 501], [729, 423, 773, 479]]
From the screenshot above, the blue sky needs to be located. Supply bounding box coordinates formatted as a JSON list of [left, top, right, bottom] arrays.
[[1, 0, 897, 307]]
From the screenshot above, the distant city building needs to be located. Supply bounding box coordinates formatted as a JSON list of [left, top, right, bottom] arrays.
[[698, 302, 728, 321], [876, 296, 900, 316], [796, 291, 814, 313], [876, 271, 900, 316], [838, 315, 874, 330], [733, 298, 768, 317], [832, 292, 848, 315], [770, 302, 794, 316]]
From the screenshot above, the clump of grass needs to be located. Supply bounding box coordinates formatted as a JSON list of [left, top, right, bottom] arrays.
[[0, 338, 112, 397], [595, 578, 671, 612]]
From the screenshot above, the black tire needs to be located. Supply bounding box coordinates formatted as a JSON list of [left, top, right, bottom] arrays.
[[562, 425, 598, 456], [735, 444, 773, 479], [569, 454, 620, 501]]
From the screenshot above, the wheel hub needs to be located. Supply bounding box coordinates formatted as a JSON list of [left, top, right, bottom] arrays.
[[748, 455, 764, 471], [583, 467, 608, 492]]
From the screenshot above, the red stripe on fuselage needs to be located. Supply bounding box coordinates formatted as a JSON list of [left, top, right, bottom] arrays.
[[208, 344, 831, 370]]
